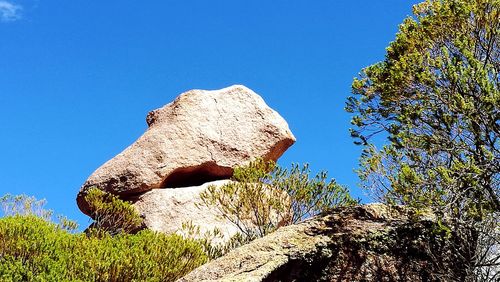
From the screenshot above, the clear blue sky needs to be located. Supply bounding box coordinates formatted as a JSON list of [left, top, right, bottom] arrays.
[[0, 0, 419, 228]]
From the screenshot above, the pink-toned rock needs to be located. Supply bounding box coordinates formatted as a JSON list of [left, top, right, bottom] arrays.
[[133, 180, 240, 242], [77, 85, 295, 216]]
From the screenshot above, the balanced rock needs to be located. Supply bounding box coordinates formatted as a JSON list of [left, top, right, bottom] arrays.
[[132, 180, 240, 242], [77, 85, 295, 216], [179, 204, 449, 282]]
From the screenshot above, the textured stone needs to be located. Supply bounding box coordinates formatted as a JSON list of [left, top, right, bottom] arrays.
[[77, 85, 295, 216], [132, 180, 240, 242], [178, 204, 450, 282]]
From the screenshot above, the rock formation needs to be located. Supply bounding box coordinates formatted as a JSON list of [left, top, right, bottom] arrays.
[[133, 180, 240, 241], [77, 85, 295, 236], [179, 204, 449, 282]]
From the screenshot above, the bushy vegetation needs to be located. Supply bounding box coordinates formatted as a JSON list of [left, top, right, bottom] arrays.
[[85, 187, 144, 235], [0, 195, 207, 282], [199, 159, 358, 248]]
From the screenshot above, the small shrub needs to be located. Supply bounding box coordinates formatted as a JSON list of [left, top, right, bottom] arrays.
[[271, 162, 359, 223], [85, 187, 143, 235], [199, 159, 358, 253]]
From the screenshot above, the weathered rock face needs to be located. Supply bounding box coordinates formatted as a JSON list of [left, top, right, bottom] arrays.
[[179, 204, 450, 282], [77, 85, 295, 216], [133, 180, 240, 242]]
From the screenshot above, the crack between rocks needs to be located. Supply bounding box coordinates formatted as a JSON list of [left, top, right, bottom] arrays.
[[238, 261, 267, 274]]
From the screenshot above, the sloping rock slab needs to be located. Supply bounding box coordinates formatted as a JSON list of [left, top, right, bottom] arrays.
[[178, 204, 451, 282], [77, 85, 295, 216]]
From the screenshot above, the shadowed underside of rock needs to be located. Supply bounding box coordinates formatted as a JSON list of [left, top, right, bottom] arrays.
[[77, 85, 295, 216], [178, 204, 455, 282]]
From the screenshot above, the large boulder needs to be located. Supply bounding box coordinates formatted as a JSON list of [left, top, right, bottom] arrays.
[[77, 85, 295, 216], [179, 204, 454, 282], [132, 180, 240, 242]]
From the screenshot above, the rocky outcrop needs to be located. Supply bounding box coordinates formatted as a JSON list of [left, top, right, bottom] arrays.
[[77, 85, 295, 216], [132, 180, 240, 242], [179, 204, 449, 282]]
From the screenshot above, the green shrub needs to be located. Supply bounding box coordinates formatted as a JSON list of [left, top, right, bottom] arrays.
[[199, 159, 358, 251], [85, 187, 143, 235], [0, 215, 208, 282]]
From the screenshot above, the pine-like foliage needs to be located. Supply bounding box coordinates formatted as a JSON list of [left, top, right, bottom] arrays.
[[346, 0, 499, 280]]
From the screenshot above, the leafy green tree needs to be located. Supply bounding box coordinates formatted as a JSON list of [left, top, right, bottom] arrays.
[[346, 0, 499, 280], [199, 159, 357, 248]]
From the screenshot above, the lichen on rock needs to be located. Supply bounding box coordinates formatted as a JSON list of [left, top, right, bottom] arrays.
[[179, 204, 454, 282]]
